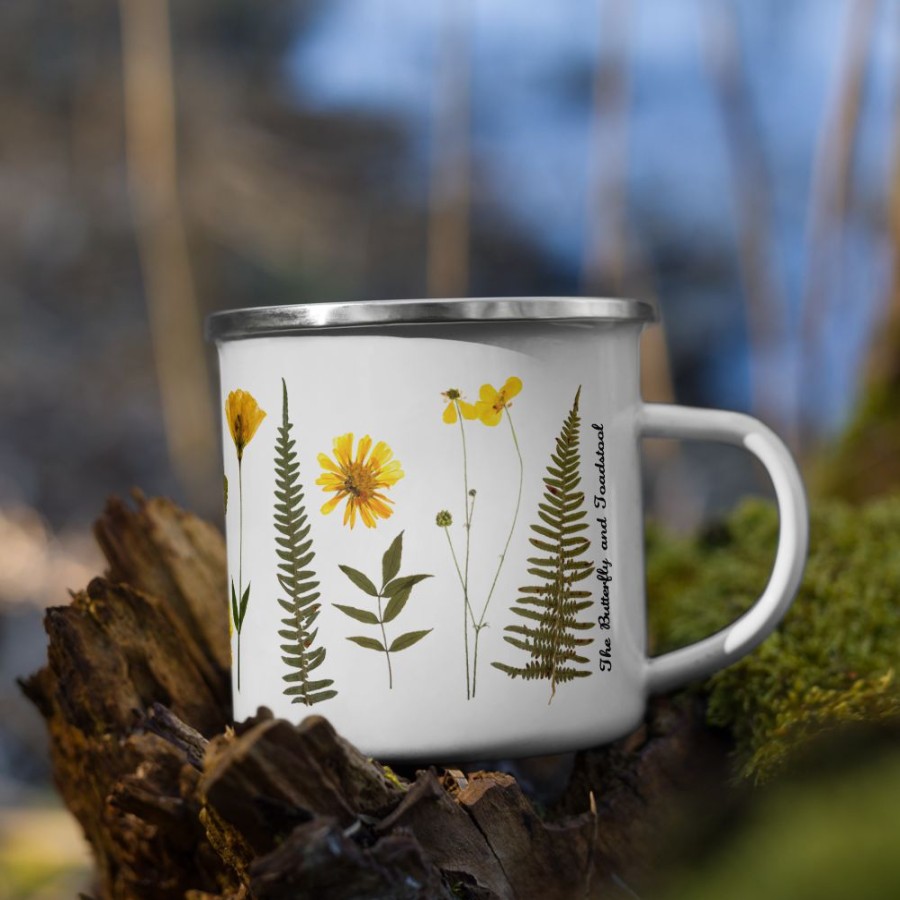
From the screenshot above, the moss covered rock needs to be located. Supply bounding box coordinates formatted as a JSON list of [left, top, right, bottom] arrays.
[[646, 496, 900, 783]]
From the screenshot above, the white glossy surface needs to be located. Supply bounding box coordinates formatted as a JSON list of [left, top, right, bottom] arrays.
[[640, 405, 809, 693], [214, 319, 807, 759]]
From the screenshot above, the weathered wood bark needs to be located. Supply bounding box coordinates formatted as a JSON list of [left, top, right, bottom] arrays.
[[22, 492, 728, 899]]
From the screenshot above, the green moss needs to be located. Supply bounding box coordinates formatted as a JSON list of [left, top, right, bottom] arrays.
[[646, 496, 900, 783], [380, 763, 408, 791]]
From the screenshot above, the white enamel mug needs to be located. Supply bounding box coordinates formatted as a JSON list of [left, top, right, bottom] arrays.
[[206, 297, 808, 760]]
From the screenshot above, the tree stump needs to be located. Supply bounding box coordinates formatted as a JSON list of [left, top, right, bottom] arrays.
[[21, 492, 729, 899]]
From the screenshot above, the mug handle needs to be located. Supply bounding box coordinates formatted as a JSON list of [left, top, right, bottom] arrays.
[[639, 403, 809, 693]]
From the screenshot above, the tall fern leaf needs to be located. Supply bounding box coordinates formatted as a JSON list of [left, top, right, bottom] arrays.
[[492, 386, 595, 701], [274, 378, 337, 706]]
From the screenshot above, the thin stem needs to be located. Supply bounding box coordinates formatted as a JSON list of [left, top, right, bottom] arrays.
[[444, 526, 472, 699], [472, 408, 524, 697], [456, 401, 472, 580], [238, 460, 244, 600], [443, 526, 466, 589], [444, 528, 478, 629], [455, 400, 473, 700], [377, 594, 393, 689], [237, 458, 243, 691], [478, 410, 524, 616], [443, 511, 479, 628]]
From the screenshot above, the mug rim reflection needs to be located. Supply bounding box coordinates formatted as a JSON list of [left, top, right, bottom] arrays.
[[205, 296, 657, 343]]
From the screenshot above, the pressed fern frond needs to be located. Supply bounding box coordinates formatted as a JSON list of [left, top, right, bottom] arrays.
[[492, 386, 595, 701], [274, 379, 336, 706]]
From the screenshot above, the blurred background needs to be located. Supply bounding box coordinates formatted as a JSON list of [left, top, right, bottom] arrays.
[[1, 0, 898, 895]]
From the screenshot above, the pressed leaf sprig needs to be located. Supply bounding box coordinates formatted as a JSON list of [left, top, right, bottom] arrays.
[[492, 386, 595, 702], [273, 379, 336, 706], [225, 388, 266, 691], [335, 532, 432, 689]]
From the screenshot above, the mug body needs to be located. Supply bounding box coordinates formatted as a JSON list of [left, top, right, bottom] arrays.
[[210, 298, 655, 760]]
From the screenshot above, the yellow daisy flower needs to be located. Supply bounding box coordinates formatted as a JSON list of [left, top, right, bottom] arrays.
[[225, 390, 267, 461], [317, 433, 404, 529], [441, 388, 478, 424], [474, 376, 522, 426]]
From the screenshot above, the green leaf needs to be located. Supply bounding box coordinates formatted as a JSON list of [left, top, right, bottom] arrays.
[[492, 661, 526, 678], [223, 475, 229, 514], [334, 603, 380, 625], [238, 583, 251, 626], [382, 531, 404, 587], [347, 635, 385, 652], [285, 678, 335, 696], [382, 573, 432, 597], [339, 565, 379, 596], [382, 585, 412, 623], [230, 580, 239, 631], [389, 629, 432, 652], [292, 689, 338, 705]]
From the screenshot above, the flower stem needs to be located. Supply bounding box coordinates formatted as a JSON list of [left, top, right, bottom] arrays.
[[238, 460, 244, 602], [237, 459, 244, 692], [377, 594, 393, 689], [472, 409, 524, 697], [443, 526, 473, 700], [455, 401, 473, 700]]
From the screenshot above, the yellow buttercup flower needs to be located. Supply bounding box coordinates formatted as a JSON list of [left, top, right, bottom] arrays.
[[441, 388, 478, 424], [474, 376, 522, 426], [317, 433, 404, 529], [226, 390, 267, 461]]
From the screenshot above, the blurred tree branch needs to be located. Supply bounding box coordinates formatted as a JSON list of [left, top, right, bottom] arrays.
[[865, 41, 900, 388], [119, 0, 216, 510], [703, 0, 787, 432], [582, 0, 674, 420], [582, 0, 631, 297], [427, 0, 472, 298], [798, 0, 878, 450], [815, 30, 900, 502]]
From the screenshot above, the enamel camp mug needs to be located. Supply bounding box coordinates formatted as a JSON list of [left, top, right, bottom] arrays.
[[206, 297, 808, 760]]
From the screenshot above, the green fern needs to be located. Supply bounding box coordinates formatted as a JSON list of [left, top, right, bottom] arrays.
[[274, 378, 337, 706], [492, 386, 595, 701]]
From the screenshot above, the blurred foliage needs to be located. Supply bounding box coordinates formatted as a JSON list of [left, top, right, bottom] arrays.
[[646, 496, 900, 784], [657, 742, 900, 900], [813, 379, 900, 503], [0, 805, 91, 899]]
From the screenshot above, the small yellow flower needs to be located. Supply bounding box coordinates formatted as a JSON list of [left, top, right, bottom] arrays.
[[226, 390, 267, 461], [317, 433, 404, 529], [473, 376, 522, 426], [441, 388, 478, 424]]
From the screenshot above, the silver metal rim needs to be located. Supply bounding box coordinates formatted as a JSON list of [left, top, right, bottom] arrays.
[[205, 296, 656, 342]]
